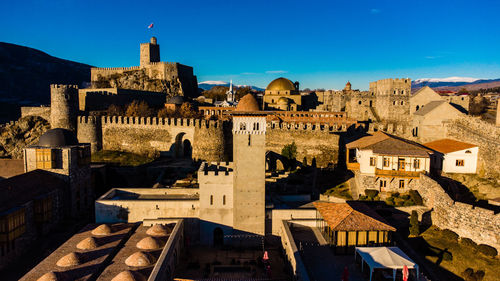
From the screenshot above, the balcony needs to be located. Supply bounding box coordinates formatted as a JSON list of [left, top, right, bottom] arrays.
[[375, 168, 421, 179]]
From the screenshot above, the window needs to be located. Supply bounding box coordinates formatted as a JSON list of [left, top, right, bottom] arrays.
[[383, 158, 390, 167], [393, 101, 396, 105], [456, 159, 464, 166], [35, 149, 55, 169], [465, 150, 471, 154], [34, 196, 53, 224], [253, 122, 259, 130], [358, 100, 362, 105], [401, 101, 404, 105], [239, 122, 246, 130], [210, 195, 213, 205], [380, 180, 387, 188], [0, 208, 26, 245], [399, 180, 405, 189], [248, 135, 251, 146], [413, 159, 420, 169], [369, 157, 376, 167], [223, 195, 226, 205]]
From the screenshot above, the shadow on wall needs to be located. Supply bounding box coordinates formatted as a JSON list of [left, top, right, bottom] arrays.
[[165, 132, 192, 159], [95, 202, 130, 223]]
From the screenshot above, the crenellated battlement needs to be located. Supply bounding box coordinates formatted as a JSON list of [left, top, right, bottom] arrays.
[[268, 121, 360, 132], [91, 66, 141, 71], [97, 115, 223, 129], [78, 115, 100, 124], [50, 84, 78, 89], [198, 161, 234, 176]]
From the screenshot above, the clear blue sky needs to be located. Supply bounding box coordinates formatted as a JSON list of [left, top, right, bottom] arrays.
[[1, 0, 500, 90]]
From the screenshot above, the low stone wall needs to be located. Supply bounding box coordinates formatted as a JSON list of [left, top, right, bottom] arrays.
[[20, 106, 51, 121], [271, 209, 317, 236], [445, 116, 500, 179], [278, 220, 311, 281], [148, 219, 184, 281], [417, 174, 500, 251]]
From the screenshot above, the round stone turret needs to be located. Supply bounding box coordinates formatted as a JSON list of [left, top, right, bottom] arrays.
[[150, 36, 157, 44], [50, 84, 78, 132]]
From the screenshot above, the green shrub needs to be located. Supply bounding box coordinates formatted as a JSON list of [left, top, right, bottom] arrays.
[[409, 190, 423, 205], [359, 195, 368, 200], [477, 244, 498, 257], [443, 251, 453, 261], [460, 238, 478, 248], [403, 199, 415, 206], [409, 210, 420, 236], [393, 192, 400, 197], [441, 229, 459, 241], [385, 197, 395, 206], [365, 189, 379, 199], [394, 197, 405, 206], [401, 194, 410, 200]]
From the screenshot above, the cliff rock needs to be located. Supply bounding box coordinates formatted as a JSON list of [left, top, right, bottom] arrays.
[[0, 116, 50, 159]]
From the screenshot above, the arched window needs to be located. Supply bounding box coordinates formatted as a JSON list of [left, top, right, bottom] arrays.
[[465, 150, 471, 154], [401, 101, 404, 105], [393, 101, 396, 105], [416, 105, 420, 111], [358, 101, 362, 105]]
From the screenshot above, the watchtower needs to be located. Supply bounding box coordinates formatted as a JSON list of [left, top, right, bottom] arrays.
[[140, 36, 160, 66], [231, 94, 266, 238], [50, 84, 79, 131]]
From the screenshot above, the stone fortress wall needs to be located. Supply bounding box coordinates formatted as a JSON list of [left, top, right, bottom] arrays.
[[78, 87, 167, 111], [417, 174, 500, 251]]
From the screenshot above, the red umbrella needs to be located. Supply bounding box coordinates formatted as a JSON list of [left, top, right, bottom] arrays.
[[403, 265, 409, 281], [341, 266, 349, 281], [263, 251, 269, 261]]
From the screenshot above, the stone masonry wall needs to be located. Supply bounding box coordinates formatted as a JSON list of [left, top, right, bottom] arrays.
[[20, 106, 51, 121], [445, 116, 500, 179], [417, 174, 500, 251]]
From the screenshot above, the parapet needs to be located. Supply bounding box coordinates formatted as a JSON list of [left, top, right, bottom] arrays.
[[50, 84, 79, 89], [99, 115, 224, 129], [198, 161, 233, 176], [268, 121, 360, 132], [78, 115, 100, 124]]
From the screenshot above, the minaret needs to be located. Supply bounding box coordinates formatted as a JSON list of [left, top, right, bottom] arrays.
[[227, 80, 235, 103], [231, 94, 266, 238]]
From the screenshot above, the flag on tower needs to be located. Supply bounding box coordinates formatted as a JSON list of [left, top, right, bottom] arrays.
[[148, 23, 154, 29]]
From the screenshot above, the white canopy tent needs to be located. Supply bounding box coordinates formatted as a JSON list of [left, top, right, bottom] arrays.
[[355, 247, 419, 281]]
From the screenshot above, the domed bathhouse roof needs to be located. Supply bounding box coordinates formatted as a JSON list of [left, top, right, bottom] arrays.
[[77, 237, 99, 250], [111, 270, 147, 281], [91, 224, 113, 236], [136, 236, 161, 250], [146, 224, 171, 237], [277, 97, 292, 105], [38, 128, 78, 147], [124, 251, 155, 267], [56, 252, 82, 267], [37, 271, 67, 281], [167, 95, 185, 105], [266, 77, 296, 91], [235, 94, 260, 112]]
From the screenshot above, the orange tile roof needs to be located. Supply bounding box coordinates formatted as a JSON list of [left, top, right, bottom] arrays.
[[424, 139, 477, 154], [346, 132, 390, 149], [313, 201, 395, 231]]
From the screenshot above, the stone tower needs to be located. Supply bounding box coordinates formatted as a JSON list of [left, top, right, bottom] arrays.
[[231, 94, 266, 237], [140, 36, 160, 66], [77, 116, 102, 153], [50, 84, 78, 132]]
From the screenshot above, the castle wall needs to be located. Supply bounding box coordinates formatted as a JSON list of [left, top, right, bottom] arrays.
[[77, 116, 102, 153], [20, 106, 51, 121], [416, 174, 500, 251], [444, 116, 500, 178], [78, 88, 166, 111]]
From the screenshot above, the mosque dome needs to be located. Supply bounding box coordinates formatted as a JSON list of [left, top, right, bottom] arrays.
[[235, 94, 260, 112], [37, 272, 67, 281], [277, 97, 291, 105], [124, 251, 155, 267], [38, 128, 78, 147], [77, 237, 99, 250], [146, 224, 171, 237], [266, 77, 296, 91], [56, 252, 82, 267], [111, 270, 147, 281], [167, 95, 185, 105], [136, 237, 161, 250], [91, 224, 113, 236]]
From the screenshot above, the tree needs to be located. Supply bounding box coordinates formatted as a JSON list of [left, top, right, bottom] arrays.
[[409, 210, 420, 236], [107, 104, 124, 116], [179, 102, 201, 118], [281, 142, 298, 170], [235, 86, 253, 100], [157, 107, 178, 118], [125, 100, 154, 117]]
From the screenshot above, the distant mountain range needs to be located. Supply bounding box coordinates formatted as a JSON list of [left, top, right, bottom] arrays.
[[412, 77, 500, 91], [198, 81, 264, 91]]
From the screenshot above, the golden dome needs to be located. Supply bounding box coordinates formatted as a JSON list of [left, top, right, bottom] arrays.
[[266, 77, 296, 91], [56, 252, 82, 267], [77, 237, 99, 250], [235, 94, 260, 112], [136, 237, 161, 250], [111, 270, 146, 281], [125, 251, 155, 267], [92, 224, 112, 236]]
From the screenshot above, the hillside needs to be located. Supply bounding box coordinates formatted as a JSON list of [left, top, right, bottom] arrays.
[[0, 42, 92, 122], [413, 77, 500, 92]]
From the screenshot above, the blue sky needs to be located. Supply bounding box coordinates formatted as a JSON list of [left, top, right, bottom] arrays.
[[1, 0, 500, 90]]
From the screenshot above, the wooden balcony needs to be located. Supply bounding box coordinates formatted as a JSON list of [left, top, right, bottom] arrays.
[[375, 168, 421, 179]]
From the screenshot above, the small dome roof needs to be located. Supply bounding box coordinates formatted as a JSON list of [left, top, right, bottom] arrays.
[[125, 251, 155, 267], [38, 128, 78, 147], [146, 224, 171, 237], [167, 95, 185, 105], [277, 97, 291, 105], [37, 272, 67, 281], [56, 252, 82, 267], [266, 77, 296, 91], [136, 237, 161, 250], [77, 237, 99, 250], [91, 224, 112, 236], [235, 94, 259, 112], [111, 270, 147, 281]]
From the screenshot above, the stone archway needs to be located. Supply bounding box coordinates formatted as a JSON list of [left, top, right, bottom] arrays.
[[174, 132, 192, 158]]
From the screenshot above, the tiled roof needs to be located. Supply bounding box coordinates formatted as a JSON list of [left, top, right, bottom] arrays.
[[313, 201, 395, 231], [413, 100, 447, 116], [424, 139, 477, 154], [346, 132, 433, 157]]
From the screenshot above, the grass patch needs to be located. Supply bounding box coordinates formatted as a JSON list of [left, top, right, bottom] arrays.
[[91, 150, 155, 166], [323, 182, 353, 199], [412, 226, 499, 281]]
